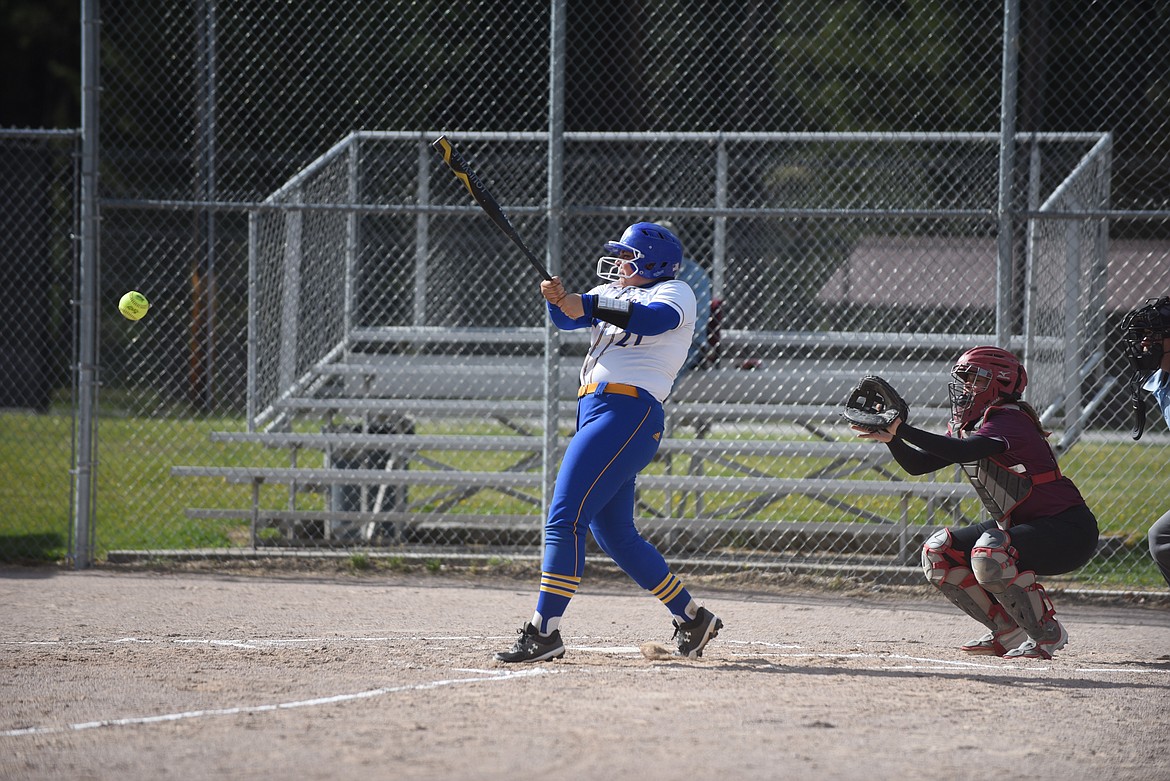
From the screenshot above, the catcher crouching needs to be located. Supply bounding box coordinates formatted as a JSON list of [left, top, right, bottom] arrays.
[[843, 348, 1099, 659]]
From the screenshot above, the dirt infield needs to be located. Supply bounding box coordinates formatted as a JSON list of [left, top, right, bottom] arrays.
[[2, 565, 1169, 781]]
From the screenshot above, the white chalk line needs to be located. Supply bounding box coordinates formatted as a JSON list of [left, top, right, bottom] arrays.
[[727, 648, 1166, 675], [567, 641, 1166, 675], [8, 634, 1164, 675], [1, 634, 504, 650], [7, 634, 1164, 674], [4, 635, 1165, 739], [0, 667, 550, 739], [3, 635, 776, 651]]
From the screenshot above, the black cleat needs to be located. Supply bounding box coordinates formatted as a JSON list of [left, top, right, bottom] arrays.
[[494, 622, 566, 663], [672, 606, 723, 658]]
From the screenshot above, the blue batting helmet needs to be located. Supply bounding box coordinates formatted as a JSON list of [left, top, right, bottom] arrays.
[[597, 222, 683, 282]]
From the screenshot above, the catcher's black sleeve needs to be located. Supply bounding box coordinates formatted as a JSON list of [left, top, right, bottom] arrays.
[[885, 424, 1006, 475], [884, 437, 948, 475]]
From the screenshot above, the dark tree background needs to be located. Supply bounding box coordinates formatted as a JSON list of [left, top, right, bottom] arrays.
[[0, 0, 80, 127], [3, 0, 1167, 212], [1, 0, 1165, 409]]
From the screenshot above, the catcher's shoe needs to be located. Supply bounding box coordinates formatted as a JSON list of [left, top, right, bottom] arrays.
[[672, 606, 723, 658], [494, 623, 565, 663], [960, 626, 1028, 656], [1003, 619, 1068, 660]]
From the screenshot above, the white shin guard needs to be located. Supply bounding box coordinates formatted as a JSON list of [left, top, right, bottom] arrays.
[[970, 528, 1059, 641], [922, 528, 1017, 633]]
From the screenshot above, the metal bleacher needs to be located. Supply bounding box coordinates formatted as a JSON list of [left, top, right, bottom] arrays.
[[169, 130, 1114, 567]]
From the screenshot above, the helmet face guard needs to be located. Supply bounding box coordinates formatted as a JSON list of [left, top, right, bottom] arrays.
[[948, 368, 999, 432], [1120, 296, 1170, 374], [947, 347, 1026, 433], [596, 222, 682, 282], [596, 242, 644, 282], [1119, 296, 1170, 439]]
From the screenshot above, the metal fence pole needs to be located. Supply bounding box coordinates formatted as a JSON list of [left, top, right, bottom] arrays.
[[246, 211, 258, 432], [195, 0, 218, 411], [542, 0, 567, 532], [713, 134, 728, 302], [995, 0, 1021, 346], [72, 0, 101, 569], [413, 134, 432, 326]]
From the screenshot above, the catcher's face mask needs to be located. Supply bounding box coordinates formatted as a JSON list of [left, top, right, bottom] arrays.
[[948, 367, 992, 430], [1120, 296, 1170, 440], [947, 347, 1026, 432], [1121, 297, 1170, 374]]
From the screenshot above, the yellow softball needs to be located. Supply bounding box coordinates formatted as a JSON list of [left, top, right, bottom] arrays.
[[118, 291, 150, 321]]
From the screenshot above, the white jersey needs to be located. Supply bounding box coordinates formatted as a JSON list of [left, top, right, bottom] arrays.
[[579, 279, 696, 402]]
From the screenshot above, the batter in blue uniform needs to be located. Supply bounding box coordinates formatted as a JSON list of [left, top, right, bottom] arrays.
[[495, 222, 724, 663]]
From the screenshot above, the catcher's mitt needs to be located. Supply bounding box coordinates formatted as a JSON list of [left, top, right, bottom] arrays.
[[841, 375, 910, 432]]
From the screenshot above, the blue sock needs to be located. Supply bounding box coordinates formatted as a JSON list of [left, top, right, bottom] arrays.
[[532, 571, 580, 634], [650, 572, 697, 623]]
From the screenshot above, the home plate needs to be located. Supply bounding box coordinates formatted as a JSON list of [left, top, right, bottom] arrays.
[[640, 642, 674, 660]]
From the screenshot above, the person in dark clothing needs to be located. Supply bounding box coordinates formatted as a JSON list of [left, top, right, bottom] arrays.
[[1120, 296, 1170, 587], [851, 346, 1098, 659]]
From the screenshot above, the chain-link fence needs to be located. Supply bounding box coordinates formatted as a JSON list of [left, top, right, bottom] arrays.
[[3, 1, 1168, 591], [0, 129, 79, 563]]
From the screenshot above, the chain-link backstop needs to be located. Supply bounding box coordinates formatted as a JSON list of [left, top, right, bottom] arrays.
[[2, 1, 1168, 591]]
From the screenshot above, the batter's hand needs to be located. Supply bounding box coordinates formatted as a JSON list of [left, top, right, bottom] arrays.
[[541, 277, 585, 319]]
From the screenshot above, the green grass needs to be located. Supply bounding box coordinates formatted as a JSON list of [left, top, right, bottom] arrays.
[[2, 410, 1164, 588], [0, 411, 305, 560], [1065, 545, 1165, 590], [0, 413, 76, 561]]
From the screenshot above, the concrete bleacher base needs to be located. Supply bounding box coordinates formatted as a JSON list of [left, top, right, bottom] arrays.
[[181, 504, 937, 567], [102, 547, 934, 585]]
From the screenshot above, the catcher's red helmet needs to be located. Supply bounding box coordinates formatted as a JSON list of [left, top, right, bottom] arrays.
[[948, 346, 1027, 432]]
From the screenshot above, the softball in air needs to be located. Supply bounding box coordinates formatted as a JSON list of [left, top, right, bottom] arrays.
[[118, 291, 150, 321]]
